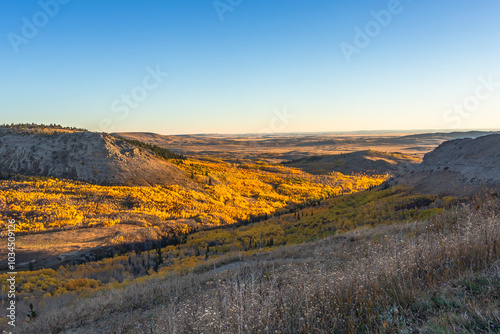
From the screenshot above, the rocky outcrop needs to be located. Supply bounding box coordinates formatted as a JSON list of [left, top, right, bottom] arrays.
[[0, 129, 194, 187], [422, 134, 500, 182], [389, 134, 500, 195]]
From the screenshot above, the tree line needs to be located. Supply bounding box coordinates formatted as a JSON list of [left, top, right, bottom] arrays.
[[114, 135, 186, 161]]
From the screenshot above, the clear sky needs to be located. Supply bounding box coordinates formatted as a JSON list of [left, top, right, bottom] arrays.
[[1, 0, 499, 134]]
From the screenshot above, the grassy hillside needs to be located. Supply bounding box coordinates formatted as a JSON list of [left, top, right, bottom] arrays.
[[1, 185, 480, 332], [0, 186, 455, 298], [282, 150, 419, 176], [3, 192, 498, 333]]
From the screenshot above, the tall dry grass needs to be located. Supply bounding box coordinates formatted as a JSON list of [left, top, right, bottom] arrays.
[[13, 199, 500, 333]]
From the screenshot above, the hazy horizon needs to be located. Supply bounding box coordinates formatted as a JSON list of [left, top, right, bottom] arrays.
[[3, 122, 500, 137], [114, 128, 500, 137]]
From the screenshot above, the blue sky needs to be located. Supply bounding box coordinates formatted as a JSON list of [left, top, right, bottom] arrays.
[[1, 0, 499, 134]]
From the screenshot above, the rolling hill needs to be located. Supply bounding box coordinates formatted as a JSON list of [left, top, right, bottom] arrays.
[[390, 134, 500, 195], [0, 126, 193, 187], [282, 150, 418, 175]]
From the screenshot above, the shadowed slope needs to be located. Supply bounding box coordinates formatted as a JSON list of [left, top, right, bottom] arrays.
[[390, 134, 500, 195]]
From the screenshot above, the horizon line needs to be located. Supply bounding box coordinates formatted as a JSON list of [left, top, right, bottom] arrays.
[[114, 128, 500, 137]]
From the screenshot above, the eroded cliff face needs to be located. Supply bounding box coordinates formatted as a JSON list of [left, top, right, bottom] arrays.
[[387, 134, 500, 195], [0, 129, 193, 187], [421, 134, 500, 182]]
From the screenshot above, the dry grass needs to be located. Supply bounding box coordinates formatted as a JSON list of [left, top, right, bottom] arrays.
[[409, 263, 500, 333], [9, 199, 500, 333]]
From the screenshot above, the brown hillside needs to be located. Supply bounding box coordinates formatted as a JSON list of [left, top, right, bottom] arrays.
[[283, 150, 418, 176], [0, 128, 194, 187], [388, 134, 500, 195]]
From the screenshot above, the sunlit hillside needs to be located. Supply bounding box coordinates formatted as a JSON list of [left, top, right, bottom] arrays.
[[0, 159, 385, 235], [0, 186, 457, 319], [1, 189, 498, 333]]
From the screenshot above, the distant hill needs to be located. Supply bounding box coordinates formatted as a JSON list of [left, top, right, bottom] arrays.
[[0, 126, 194, 187], [282, 150, 418, 175], [389, 134, 500, 195], [116, 130, 499, 163], [396, 131, 495, 141]]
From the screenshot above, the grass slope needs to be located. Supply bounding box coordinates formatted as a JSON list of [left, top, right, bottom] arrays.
[[3, 190, 498, 333], [282, 150, 418, 176]]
